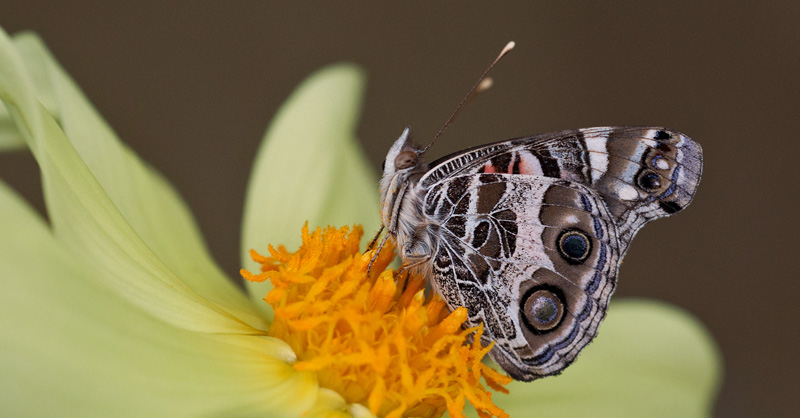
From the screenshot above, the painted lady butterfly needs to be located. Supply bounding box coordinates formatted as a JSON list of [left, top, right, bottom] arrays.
[[377, 43, 703, 380]]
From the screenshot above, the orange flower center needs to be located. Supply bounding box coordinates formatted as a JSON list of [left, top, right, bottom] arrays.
[[241, 224, 511, 418]]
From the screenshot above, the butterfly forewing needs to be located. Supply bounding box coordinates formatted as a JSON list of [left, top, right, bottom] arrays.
[[421, 127, 703, 254]]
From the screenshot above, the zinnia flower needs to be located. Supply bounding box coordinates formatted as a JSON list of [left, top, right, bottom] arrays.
[[0, 26, 722, 418]]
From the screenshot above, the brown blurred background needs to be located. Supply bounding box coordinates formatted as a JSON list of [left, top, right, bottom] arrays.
[[2, 2, 798, 416]]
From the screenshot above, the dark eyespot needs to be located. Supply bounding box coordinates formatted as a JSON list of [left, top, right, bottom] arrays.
[[637, 170, 662, 191], [557, 229, 591, 264], [521, 287, 565, 333], [394, 150, 418, 170], [532, 295, 558, 323], [654, 130, 671, 140]]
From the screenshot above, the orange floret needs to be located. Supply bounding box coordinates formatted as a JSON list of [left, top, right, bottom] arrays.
[[241, 224, 511, 418]]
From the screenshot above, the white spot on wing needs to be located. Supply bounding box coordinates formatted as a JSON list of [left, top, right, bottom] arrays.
[[654, 158, 670, 170], [584, 138, 609, 183], [517, 150, 543, 175], [617, 184, 639, 201]]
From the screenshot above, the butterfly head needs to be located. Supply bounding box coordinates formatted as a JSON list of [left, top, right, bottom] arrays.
[[379, 127, 430, 234], [381, 126, 425, 171]]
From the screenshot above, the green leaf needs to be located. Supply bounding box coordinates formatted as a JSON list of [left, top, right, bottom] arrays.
[[241, 63, 380, 316], [6, 31, 264, 330], [0, 27, 262, 333], [466, 300, 722, 418]]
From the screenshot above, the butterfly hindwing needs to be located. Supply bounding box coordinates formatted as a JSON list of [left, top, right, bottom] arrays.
[[423, 172, 621, 380]]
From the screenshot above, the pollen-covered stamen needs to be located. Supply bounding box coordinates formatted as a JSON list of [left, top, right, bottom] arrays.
[[241, 224, 511, 418]]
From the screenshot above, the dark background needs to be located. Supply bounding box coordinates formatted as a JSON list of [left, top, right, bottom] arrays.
[[2, 2, 798, 416]]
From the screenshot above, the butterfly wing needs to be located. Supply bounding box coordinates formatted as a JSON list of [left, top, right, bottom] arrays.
[[421, 127, 703, 255], [422, 172, 621, 380], [416, 127, 702, 380]]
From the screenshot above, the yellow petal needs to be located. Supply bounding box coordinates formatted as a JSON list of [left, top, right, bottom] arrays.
[[5, 30, 265, 330], [0, 180, 319, 416], [471, 300, 722, 418], [241, 64, 380, 320], [0, 27, 261, 334]]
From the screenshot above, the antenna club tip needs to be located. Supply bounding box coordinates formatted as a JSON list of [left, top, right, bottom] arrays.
[[477, 77, 494, 92], [499, 41, 515, 56]]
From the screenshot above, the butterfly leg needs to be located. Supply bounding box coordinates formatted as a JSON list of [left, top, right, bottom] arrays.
[[366, 231, 391, 277], [365, 225, 385, 251]]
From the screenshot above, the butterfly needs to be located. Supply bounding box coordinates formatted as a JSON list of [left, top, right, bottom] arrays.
[[377, 125, 703, 380]]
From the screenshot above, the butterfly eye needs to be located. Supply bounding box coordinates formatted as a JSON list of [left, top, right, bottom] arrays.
[[522, 288, 565, 333], [637, 170, 662, 191], [557, 229, 591, 264], [394, 151, 418, 170]]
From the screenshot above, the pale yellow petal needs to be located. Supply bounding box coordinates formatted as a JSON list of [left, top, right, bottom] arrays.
[[0, 27, 259, 334], [464, 300, 721, 418], [0, 179, 319, 416], [241, 63, 380, 317], [6, 31, 264, 330]]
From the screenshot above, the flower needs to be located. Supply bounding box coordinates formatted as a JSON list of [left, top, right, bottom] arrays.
[[242, 224, 512, 418], [0, 26, 722, 418]]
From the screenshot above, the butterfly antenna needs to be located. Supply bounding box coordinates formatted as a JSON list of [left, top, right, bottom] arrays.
[[421, 41, 515, 153]]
